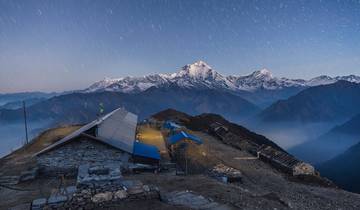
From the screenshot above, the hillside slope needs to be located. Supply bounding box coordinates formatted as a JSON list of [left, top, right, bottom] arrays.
[[318, 142, 360, 193], [289, 113, 360, 164], [258, 81, 360, 123]]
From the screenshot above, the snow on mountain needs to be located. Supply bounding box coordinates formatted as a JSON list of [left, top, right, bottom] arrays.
[[335, 75, 360, 83], [227, 69, 307, 91], [84, 61, 236, 93], [84, 61, 360, 93], [170, 61, 236, 90], [305, 75, 337, 86]]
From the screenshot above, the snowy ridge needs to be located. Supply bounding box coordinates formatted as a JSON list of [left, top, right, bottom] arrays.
[[84, 61, 360, 93]]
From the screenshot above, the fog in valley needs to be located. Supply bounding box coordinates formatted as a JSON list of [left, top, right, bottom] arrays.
[[0, 121, 50, 157]]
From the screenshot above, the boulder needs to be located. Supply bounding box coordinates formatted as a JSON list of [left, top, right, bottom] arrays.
[[91, 192, 113, 203], [114, 190, 128, 200]]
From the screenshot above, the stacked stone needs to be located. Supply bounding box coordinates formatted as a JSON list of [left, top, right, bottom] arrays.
[[37, 138, 129, 177], [33, 180, 160, 210], [208, 164, 242, 183], [61, 180, 159, 209]]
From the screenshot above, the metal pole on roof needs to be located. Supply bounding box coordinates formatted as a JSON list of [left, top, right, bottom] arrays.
[[23, 101, 29, 145]]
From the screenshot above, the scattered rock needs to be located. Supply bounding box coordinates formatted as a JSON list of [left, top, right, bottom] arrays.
[[48, 195, 68, 205], [209, 164, 242, 183], [91, 192, 113, 203], [114, 190, 128, 200], [31, 198, 47, 210]]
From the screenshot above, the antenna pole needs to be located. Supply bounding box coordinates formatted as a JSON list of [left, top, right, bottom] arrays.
[[23, 101, 29, 144]]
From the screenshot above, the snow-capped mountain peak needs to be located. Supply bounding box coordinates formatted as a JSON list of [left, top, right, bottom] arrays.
[[306, 75, 336, 86], [178, 60, 218, 79], [251, 68, 273, 79], [83, 61, 360, 93]]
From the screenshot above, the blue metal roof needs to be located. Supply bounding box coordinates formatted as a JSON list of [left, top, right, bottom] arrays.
[[168, 131, 203, 145], [133, 141, 161, 160], [164, 121, 181, 130]]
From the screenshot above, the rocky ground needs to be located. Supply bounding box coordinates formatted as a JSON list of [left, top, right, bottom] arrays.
[[126, 131, 360, 210]]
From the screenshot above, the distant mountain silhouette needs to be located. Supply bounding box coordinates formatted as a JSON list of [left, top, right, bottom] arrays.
[[318, 141, 360, 193], [0, 92, 57, 106], [289, 113, 360, 164], [0, 85, 260, 126], [258, 81, 360, 123]]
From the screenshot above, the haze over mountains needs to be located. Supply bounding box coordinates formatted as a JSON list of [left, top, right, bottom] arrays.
[[289, 113, 360, 164]]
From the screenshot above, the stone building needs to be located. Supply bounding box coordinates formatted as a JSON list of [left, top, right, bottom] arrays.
[[257, 145, 315, 176], [209, 122, 315, 177], [34, 108, 160, 176]]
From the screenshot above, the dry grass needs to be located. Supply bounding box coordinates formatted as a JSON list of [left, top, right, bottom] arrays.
[[0, 125, 81, 176]]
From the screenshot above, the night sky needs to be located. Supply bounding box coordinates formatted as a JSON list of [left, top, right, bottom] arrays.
[[0, 0, 360, 92]]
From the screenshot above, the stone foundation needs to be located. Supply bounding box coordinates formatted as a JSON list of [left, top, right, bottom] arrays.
[[32, 180, 160, 210], [37, 137, 130, 177]]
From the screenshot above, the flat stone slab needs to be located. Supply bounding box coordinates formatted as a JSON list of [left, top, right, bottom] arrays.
[[77, 163, 122, 187], [48, 195, 68, 205], [163, 190, 231, 210], [91, 192, 113, 203], [121, 180, 143, 189], [32, 198, 47, 207], [63, 185, 77, 195], [114, 190, 128, 199]]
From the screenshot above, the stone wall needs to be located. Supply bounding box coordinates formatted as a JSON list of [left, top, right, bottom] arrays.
[[32, 180, 160, 210], [37, 137, 130, 177]]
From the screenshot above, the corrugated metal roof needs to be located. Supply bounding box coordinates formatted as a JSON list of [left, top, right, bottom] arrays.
[[97, 108, 137, 153], [133, 141, 160, 160], [168, 131, 203, 145], [34, 108, 138, 156]]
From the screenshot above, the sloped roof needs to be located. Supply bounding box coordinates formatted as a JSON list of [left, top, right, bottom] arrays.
[[168, 131, 203, 145], [97, 108, 137, 153], [34, 108, 138, 156], [133, 141, 161, 160], [164, 121, 181, 130]]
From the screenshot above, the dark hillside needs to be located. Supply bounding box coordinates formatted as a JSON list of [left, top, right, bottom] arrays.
[[153, 109, 285, 152]]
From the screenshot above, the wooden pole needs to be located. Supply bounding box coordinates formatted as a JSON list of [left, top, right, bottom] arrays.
[[23, 101, 29, 144]]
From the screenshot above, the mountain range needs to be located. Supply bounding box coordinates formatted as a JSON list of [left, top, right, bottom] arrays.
[[84, 60, 360, 94], [0, 86, 259, 125], [257, 81, 360, 123], [0, 92, 57, 106], [83, 61, 360, 108]]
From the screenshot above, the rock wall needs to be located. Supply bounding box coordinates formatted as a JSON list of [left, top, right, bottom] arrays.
[[31, 180, 160, 210], [37, 137, 130, 177]]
